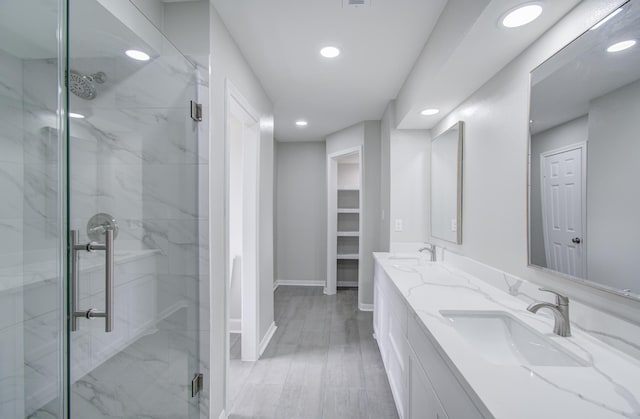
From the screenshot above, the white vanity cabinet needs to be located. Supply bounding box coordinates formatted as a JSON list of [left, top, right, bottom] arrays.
[[374, 260, 487, 419], [373, 261, 408, 418], [408, 347, 448, 419]]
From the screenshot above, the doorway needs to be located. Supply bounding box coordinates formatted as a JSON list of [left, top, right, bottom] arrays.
[[326, 147, 363, 296], [225, 81, 261, 409], [540, 142, 587, 278]]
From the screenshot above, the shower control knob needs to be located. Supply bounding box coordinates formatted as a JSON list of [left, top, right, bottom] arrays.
[[571, 237, 581, 244]]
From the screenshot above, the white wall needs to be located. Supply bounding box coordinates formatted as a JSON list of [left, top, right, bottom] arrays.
[[380, 103, 392, 251], [530, 115, 588, 267], [390, 126, 430, 244], [381, 101, 431, 246], [337, 162, 360, 188], [587, 79, 640, 293], [209, 5, 275, 417], [164, 0, 209, 67], [430, 0, 640, 323], [326, 121, 381, 307], [275, 141, 327, 285]]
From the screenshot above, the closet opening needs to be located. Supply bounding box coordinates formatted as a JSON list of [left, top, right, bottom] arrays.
[[326, 148, 363, 295]]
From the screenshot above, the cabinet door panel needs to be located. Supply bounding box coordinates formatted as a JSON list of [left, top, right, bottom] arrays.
[[408, 314, 484, 419], [409, 353, 448, 419]]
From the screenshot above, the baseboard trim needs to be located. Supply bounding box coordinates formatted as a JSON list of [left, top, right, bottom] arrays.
[[228, 318, 241, 334], [359, 302, 373, 312], [274, 279, 325, 288], [259, 321, 277, 356]]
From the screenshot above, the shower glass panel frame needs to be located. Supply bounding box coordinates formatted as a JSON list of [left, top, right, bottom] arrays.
[[0, 0, 207, 417], [0, 0, 66, 417], [65, 0, 203, 417]]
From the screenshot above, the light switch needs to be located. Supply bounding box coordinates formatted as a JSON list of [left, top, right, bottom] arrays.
[[451, 218, 457, 232], [394, 219, 403, 232]]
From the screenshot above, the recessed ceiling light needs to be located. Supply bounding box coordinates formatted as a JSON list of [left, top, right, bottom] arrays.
[[420, 108, 440, 116], [607, 39, 636, 53], [320, 46, 341, 58], [125, 49, 150, 61], [69, 112, 85, 119], [590, 8, 623, 31], [296, 120, 308, 126], [501, 3, 543, 28]]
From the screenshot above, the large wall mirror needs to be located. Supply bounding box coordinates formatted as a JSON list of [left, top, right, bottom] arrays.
[[528, 0, 639, 299], [431, 121, 463, 244]]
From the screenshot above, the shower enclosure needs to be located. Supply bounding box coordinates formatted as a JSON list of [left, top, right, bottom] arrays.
[[0, 0, 208, 417]]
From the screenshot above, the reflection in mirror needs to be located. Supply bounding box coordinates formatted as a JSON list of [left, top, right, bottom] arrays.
[[431, 121, 463, 244], [529, 0, 640, 298]]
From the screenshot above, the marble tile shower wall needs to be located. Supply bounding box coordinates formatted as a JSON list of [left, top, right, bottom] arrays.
[[0, 47, 28, 419], [0, 45, 210, 417], [62, 53, 207, 415], [0, 51, 63, 417]]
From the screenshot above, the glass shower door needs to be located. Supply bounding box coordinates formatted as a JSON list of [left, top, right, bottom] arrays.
[[67, 1, 201, 417], [0, 0, 64, 417]]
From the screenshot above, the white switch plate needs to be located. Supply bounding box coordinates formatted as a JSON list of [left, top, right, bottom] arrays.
[[394, 219, 403, 232], [451, 219, 457, 232]]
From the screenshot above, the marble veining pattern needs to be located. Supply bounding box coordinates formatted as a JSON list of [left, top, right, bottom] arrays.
[[374, 252, 640, 419]]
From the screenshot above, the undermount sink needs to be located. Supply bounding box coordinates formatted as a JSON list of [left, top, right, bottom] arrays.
[[440, 310, 587, 367], [387, 254, 432, 266]]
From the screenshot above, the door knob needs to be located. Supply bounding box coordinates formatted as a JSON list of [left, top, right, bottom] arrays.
[[571, 237, 581, 244]]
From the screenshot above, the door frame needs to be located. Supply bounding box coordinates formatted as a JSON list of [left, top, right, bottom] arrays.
[[326, 146, 363, 296], [224, 81, 261, 383], [540, 141, 587, 276]]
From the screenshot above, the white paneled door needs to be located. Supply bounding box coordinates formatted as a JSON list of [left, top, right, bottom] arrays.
[[541, 144, 586, 278]]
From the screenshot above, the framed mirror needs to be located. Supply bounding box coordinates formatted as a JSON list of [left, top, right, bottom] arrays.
[[528, 0, 640, 299], [431, 121, 463, 244]]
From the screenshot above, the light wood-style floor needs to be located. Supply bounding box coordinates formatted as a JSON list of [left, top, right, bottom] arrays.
[[228, 286, 399, 419]]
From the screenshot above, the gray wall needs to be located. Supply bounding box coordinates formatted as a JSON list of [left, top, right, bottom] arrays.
[[326, 121, 381, 307], [530, 116, 588, 267], [275, 141, 327, 284], [587, 79, 640, 293]]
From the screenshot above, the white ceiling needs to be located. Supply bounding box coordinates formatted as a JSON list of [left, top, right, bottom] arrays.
[[211, 0, 587, 142], [211, 0, 447, 142], [396, 0, 581, 131]]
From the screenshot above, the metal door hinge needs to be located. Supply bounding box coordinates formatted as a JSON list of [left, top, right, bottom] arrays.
[[190, 100, 203, 122], [191, 373, 204, 397]]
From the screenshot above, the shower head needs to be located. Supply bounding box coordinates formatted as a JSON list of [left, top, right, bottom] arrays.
[[68, 70, 106, 100]]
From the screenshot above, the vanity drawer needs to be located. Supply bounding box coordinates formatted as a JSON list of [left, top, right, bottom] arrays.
[[407, 314, 485, 419]]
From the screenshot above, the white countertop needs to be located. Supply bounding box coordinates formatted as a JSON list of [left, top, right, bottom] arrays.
[[373, 252, 640, 419]]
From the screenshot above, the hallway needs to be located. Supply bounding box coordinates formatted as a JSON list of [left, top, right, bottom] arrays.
[[229, 286, 398, 419]]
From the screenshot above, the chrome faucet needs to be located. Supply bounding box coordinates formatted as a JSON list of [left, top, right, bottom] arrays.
[[527, 288, 571, 337], [418, 244, 436, 262]]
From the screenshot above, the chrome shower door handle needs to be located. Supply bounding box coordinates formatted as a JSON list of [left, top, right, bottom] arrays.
[[104, 228, 114, 332], [70, 228, 115, 333], [70, 230, 80, 332]]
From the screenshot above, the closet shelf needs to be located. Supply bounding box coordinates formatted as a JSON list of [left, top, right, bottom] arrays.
[[337, 208, 360, 213], [337, 254, 359, 260], [337, 231, 359, 237]]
